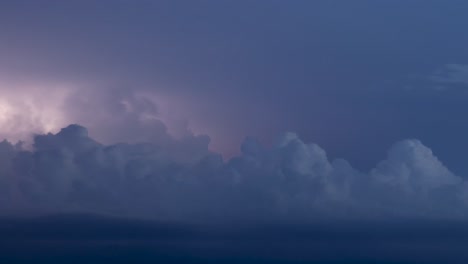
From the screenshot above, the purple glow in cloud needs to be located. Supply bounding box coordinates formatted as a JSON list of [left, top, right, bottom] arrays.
[[0, 79, 219, 153]]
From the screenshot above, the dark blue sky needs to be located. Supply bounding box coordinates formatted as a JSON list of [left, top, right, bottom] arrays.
[[2, 1, 468, 172]]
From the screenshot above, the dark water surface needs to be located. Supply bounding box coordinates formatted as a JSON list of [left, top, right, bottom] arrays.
[[1, 215, 467, 263]]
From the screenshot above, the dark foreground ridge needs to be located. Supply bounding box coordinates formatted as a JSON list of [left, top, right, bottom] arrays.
[[2, 214, 468, 263]]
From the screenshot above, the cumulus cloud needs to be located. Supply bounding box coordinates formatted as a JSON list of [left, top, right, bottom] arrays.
[[0, 125, 467, 223]]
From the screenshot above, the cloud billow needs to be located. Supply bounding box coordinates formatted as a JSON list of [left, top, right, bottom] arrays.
[[0, 124, 466, 223]]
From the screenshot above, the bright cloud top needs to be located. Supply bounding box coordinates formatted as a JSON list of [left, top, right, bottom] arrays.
[[0, 81, 72, 142]]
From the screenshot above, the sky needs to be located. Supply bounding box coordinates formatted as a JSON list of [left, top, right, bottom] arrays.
[[0, 0, 467, 219], [4, 1, 468, 262], [1, 0, 468, 170]]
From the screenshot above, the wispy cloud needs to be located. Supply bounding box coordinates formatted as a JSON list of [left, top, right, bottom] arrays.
[[430, 64, 468, 85]]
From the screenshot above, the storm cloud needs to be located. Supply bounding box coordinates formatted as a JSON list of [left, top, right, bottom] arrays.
[[2, 0, 468, 224], [0, 122, 467, 223]]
